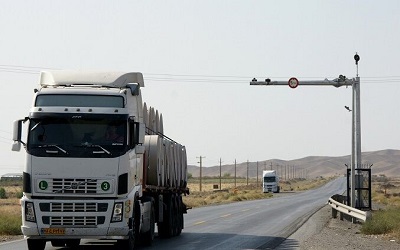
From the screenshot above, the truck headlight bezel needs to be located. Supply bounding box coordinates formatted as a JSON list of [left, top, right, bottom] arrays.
[[25, 201, 36, 222], [111, 202, 123, 222]]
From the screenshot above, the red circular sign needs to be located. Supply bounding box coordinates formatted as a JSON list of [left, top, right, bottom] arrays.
[[288, 77, 299, 88]]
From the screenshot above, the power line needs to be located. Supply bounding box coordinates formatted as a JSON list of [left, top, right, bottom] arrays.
[[1, 64, 400, 84]]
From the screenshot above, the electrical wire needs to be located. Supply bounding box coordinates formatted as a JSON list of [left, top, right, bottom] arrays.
[[0, 64, 399, 84]]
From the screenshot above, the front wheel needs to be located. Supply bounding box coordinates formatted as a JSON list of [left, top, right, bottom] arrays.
[[66, 239, 81, 248], [27, 239, 46, 250], [117, 229, 135, 250]]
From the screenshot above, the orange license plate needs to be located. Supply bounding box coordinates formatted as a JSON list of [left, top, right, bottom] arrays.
[[41, 228, 65, 235]]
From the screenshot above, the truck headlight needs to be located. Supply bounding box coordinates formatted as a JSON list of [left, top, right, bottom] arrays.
[[111, 202, 123, 222], [25, 202, 36, 222]]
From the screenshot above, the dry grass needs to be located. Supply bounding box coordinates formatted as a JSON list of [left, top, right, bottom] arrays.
[[183, 177, 332, 208], [0, 198, 21, 235], [0, 181, 22, 235], [361, 176, 400, 240]]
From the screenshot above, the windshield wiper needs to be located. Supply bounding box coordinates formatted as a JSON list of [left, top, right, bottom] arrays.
[[37, 144, 68, 154], [79, 143, 112, 155], [30, 121, 42, 131]]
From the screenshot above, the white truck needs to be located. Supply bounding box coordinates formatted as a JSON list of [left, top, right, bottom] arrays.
[[12, 71, 189, 250], [262, 170, 280, 193]]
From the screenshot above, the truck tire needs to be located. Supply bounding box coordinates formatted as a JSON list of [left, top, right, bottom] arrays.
[[65, 239, 80, 248], [158, 193, 173, 238], [51, 239, 65, 247], [175, 195, 183, 236], [172, 194, 178, 236], [141, 197, 155, 245], [27, 239, 46, 250], [117, 229, 134, 250], [117, 198, 137, 250]]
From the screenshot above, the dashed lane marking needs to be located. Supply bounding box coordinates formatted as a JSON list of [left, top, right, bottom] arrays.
[[193, 221, 206, 225], [220, 213, 232, 218]]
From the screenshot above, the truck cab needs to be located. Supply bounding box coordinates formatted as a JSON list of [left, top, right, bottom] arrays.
[[12, 71, 188, 250], [263, 170, 280, 193]]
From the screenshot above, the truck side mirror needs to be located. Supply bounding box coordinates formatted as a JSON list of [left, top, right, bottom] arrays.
[[129, 121, 145, 148], [11, 119, 23, 152]]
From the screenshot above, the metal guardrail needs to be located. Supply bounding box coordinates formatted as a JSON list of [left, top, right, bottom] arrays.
[[328, 194, 371, 222]]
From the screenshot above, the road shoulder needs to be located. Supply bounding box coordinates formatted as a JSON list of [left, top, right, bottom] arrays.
[[277, 204, 399, 250]]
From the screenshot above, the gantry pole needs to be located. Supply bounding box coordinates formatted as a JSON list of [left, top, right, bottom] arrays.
[[249, 54, 361, 207]]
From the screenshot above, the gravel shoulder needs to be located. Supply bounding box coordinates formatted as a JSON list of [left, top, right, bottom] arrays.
[[277, 204, 399, 250], [0, 235, 23, 243]]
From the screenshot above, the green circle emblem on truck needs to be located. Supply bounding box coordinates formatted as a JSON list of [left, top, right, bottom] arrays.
[[101, 181, 110, 191], [39, 181, 48, 190]]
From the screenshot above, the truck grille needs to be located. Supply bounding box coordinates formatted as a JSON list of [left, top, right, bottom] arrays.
[[52, 178, 98, 194], [40, 202, 108, 227], [43, 216, 104, 227], [52, 216, 96, 226], [52, 202, 97, 212], [40, 202, 108, 212]]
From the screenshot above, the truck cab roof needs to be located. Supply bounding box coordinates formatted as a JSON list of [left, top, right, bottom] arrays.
[[39, 71, 144, 88]]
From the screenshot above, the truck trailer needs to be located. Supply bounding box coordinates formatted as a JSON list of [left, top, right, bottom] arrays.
[[12, 71, 189, 250], [262, 170, 280, 193]]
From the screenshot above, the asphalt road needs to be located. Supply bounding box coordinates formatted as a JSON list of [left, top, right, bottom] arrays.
[[0, 177, 346, 250]]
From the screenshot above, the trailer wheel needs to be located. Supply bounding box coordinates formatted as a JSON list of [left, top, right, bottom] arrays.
[[175, 195, 183, 236], [171, 194, 178, 236], [27, 239, 46, 250]]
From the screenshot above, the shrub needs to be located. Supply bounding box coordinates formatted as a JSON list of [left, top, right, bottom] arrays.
[[361, 208, 400, 235], [16, 191, 23, 199], [0, 188, 6, 199]]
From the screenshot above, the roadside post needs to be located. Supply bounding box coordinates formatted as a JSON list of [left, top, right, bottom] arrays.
[[250, 54, 362, 208]]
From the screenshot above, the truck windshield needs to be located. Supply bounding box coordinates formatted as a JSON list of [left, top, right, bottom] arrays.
[[27, 114, 128, 158], [264, 177, 276, 182]]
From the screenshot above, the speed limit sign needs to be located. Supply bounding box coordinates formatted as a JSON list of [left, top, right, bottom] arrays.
[[288, 77, 299, 89]]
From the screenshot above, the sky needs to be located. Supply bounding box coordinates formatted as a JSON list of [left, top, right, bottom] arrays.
[[0, 0, 399, 176]]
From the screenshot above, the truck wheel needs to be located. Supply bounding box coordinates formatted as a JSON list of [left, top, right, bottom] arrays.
[[176, 195, 183, 236], [65, 239, 80, 248], [171, 194, 177, 236], [158, 194, 173, 238], [172, 194, 182, 236], [27, 239, 46, 250], [117, 229, 134, 250], [51, 239, 65, 247]]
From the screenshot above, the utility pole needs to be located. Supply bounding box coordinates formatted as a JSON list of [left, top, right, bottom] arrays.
[[250, 54, 362, 208], [247, 160, 249, 186], [270, 162, 273, 170], [197, 156, 205, 192], [256, 161, 259, 187], [234, 159, 237, 188], [219, 158, 222, 191]]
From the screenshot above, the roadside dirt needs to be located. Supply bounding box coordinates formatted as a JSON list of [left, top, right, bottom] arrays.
[[278, 205, 399, 250], [0, 235, 23, 243]]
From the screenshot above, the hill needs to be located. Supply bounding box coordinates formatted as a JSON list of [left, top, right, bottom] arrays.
[[187, 149, 400, 179]]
